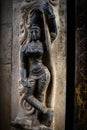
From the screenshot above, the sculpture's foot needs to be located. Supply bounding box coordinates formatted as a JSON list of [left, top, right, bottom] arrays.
[[39, 125, 53, 130], [38, 108, 54, 127], [11, 113, 40, 129], [11, 117, 32, 129]]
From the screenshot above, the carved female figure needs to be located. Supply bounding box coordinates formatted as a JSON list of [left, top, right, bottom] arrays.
[[12, 1, 57, 129], [19, 25, 53, 127]]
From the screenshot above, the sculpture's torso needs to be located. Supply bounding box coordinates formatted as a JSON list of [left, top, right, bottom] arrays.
[[21, 40, 50, 79]]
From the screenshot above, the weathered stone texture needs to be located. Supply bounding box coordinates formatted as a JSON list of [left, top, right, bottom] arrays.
[[0, 0, 12, 130], [53, 0, 66, 130], [11, 2, 22, 122], [0, 25, 12, 64], [11, 1, 66, 130], [1, 0, 12, 24], [0, 0, 66, 130], [0, 64, 11, 130]]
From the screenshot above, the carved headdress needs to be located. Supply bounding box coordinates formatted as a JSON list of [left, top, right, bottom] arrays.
[[30, 24, 40, 30], [19, 0, 47, 45]]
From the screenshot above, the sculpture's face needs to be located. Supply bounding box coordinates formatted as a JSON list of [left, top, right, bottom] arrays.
[[30, 27, 40, 41]]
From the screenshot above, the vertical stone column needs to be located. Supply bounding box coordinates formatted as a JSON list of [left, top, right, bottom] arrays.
[[11, 0, 66, 130], [54, 0, 66, 130], [11, 2, 23, 130]]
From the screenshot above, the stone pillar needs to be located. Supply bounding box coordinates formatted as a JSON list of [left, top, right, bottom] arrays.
[[0, 0, 12, 130], [0, 0, 66, 130]]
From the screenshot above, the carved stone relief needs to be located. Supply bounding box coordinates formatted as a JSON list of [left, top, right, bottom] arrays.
[[11, 0, 57, 130]]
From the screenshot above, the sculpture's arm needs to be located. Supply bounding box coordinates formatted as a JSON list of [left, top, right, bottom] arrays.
[[20, 48, 28, 87], [43, 2, 57, 42], [47, 14, 57, 42]]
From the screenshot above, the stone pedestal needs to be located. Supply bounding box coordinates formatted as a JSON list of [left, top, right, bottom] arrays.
[[12, 126, 53, 130]]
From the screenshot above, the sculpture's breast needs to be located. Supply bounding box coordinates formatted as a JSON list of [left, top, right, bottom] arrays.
[[25, 41, 44, 57]]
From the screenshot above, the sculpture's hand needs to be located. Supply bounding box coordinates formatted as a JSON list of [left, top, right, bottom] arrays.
[[43, 2, 54, 16], [19, 79, 35, 96], [27, 78, 35, 88], [23, 79, 36, 96], [20, 79, 28, 88], [19, 79, 30, 96], [51, 32, 57, 42]]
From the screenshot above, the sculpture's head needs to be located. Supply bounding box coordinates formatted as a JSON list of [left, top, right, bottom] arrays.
[[29, 25, 41, 41]]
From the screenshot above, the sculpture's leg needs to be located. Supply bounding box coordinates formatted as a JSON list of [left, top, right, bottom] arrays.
[[36, 69, 53, 127], [24, 69, 53, 127], [20, 45, 29, 83], [36, 70, 50, 103], [24, 88, 47, 114], [24, 94, 53, 127]]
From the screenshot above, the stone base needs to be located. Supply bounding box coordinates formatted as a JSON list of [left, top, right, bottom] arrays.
[[11, 121, 53, 130], [11, 115, 53, 130], [11, 107, 54, 130]]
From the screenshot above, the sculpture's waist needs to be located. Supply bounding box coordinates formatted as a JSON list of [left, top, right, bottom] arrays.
[[30, 64, 50, 78], [30, 63, 44, 73]]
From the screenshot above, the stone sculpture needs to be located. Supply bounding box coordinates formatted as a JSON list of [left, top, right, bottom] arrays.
[[12, 0, 57, 130]]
